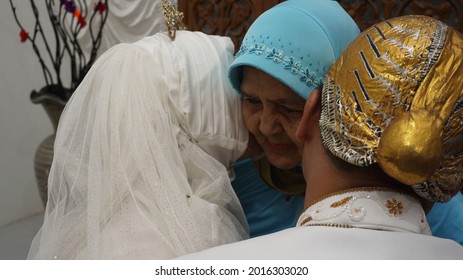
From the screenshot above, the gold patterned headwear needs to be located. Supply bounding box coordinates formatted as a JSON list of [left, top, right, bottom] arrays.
[[320, 15, 463, 202], [162, 0, 187, 40]]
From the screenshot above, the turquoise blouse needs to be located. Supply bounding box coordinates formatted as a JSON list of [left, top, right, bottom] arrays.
[[232, 158, 304, 237], [427, 192, 463, 245]]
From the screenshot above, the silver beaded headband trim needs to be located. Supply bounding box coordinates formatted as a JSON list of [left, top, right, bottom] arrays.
[[416, 19, 447, 82], [319, 76, 380, 167], [236, 43, 323, 89]]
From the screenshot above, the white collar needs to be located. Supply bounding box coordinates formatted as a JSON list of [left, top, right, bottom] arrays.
[[297, 187, 431, 235]]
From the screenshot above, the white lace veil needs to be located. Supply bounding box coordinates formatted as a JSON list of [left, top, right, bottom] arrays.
[[27, 31, 249, 259]]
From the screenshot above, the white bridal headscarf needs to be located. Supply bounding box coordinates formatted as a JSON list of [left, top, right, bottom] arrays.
[[28, 31, 249, 259]]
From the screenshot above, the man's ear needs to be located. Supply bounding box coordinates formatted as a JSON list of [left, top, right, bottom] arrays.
[[296, 89, 321, 143]]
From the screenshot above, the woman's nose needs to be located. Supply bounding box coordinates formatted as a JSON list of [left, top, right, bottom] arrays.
[[259, 108, 283, 136]]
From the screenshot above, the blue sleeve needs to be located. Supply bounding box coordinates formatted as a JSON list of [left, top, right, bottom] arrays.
[[427, 192, 463, 245], [231, 158, 305, 238]]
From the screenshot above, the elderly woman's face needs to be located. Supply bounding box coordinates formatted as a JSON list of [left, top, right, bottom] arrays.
[[240, 66, 305, 169]]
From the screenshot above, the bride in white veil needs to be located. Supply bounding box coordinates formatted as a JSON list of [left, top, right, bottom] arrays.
[[27, 29, 250, 259]]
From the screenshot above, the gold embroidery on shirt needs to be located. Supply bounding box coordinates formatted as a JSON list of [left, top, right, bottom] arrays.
[[386, 198, 404, 216], [300, 216, 313, 226], [330, 196, 353, 208]]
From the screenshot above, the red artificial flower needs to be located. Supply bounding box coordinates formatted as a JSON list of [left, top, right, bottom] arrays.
[[72, 9, 86, 27], [78, 15, 87, 28], [19, 29, 28, 43], [94, 2, 107, 15]]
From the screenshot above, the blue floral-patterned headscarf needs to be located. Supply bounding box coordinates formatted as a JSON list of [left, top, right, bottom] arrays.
[[228, 0, 360, 100]]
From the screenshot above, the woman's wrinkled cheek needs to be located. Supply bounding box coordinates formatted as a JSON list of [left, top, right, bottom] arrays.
[[284, 118, 302, 144], [242, 107, 260, 137]]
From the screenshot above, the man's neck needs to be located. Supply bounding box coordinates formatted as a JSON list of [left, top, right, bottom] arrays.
[[302, 141, 415, 211]]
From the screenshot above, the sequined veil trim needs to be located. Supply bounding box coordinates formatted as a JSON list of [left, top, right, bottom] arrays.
[[236, 43, 323, 89], [297, 187, 431, 235]]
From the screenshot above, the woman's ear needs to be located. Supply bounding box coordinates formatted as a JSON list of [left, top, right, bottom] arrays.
[[296, 89, 321, 144]]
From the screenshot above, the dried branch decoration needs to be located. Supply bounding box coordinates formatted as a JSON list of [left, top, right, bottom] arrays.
[[9, 0, 109, 102]]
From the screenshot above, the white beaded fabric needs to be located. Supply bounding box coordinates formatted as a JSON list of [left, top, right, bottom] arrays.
[[27, 31, 249, 259]]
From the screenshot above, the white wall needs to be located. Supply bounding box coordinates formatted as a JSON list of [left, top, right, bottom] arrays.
[[0, 0, 176, 228], [0, 2, 51, 227]]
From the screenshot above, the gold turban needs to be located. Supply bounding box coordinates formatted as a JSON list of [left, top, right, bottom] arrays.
[[320, 15, 463, 202]]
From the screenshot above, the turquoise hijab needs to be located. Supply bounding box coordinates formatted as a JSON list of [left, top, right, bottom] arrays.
[[228, 0, 360, 100]]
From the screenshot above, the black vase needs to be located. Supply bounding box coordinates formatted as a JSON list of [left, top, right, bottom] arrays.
[[30, 85, 70, 207]]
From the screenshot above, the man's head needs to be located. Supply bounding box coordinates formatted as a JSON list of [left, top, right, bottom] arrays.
[[228, 0, 360, 169], [309, 15, 463, 202]]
